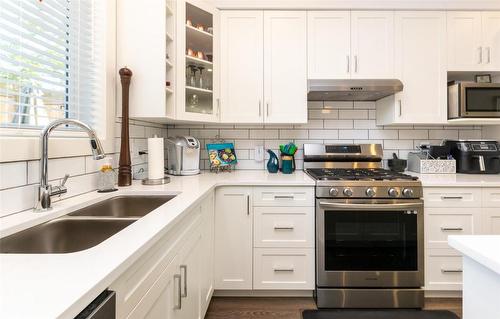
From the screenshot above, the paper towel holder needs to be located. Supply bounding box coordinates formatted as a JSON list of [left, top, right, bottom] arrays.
[[141, 176, 171, 185]]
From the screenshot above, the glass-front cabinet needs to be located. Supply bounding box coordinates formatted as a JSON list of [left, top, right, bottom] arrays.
[[176, 0, 219, 122]]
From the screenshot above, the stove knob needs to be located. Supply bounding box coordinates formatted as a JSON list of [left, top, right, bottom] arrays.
[[329, 188, 339, 196], [365, 188, 376, 197], [343, 188, 353, 197], [388, 188, 399, 197], [402, 188, 414, 198]]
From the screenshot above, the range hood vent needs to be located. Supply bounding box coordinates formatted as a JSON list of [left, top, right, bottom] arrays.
[[307, 79, 403, 101]]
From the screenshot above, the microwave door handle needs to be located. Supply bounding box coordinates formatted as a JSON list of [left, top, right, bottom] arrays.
[[319, 201, 422, 211]]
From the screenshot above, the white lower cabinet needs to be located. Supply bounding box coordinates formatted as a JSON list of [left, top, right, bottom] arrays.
[[424, 187, 500, 291], [111, 193, 214, 319], [214, 186, 315, 292]]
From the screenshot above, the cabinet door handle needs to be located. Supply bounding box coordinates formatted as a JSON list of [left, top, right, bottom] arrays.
[[478, 47, 483, 64], [259, 100, 262, 117], [486, 47, 491, 63], [174, 274, 182, 309], [274, 226, 294, 230], [441, 196, 464, 200], [441, 269, 463, 273], [440, 227, 463, 231], [274, 195, 294, 199], [266, 102, 270, 117], [354, 55, 358, 73], [180, 265, 187, 298], [246, 195, 250, 215], [398, 100, 402, 117], [273, 267, 295, 272], [216, 98, 221, 118], [346, 55, 350, 73]]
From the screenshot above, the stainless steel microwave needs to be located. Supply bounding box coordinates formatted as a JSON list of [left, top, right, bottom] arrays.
[[448, 81, 500, 119]]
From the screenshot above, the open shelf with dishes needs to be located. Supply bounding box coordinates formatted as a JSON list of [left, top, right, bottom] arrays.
[[181, 1, 217, 118]]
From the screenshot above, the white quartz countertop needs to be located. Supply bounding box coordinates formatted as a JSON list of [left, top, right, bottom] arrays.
[[0, 171, 314, 319], [407, 172, 500, 187], [448, 235, 500, 276]]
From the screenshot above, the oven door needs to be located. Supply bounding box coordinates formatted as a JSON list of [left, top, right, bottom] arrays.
[[316, 199, 424, 288], [460, 82, 500, 117]]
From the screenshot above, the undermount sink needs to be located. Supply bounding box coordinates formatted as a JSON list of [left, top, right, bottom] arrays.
[[0, 217, 135, 254], [68, 195, 176, 218], [0, 195, 176, 254]]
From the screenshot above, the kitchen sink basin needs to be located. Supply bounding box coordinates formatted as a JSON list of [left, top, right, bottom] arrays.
[[0, 217, 136, 254], [68, 195, 176, 218]]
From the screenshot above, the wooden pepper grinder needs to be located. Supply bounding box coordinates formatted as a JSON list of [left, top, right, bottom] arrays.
[[118, 67, 132, 186]]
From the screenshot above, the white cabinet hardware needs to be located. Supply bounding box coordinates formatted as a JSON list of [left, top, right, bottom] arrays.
[[441, 268, 463, 273], [174, 274, 182, 310], [180, 265, 187, 298], [440, 227, 464, 231]]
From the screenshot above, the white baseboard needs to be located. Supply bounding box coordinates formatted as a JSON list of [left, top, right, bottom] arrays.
[[213, 290, 314, 297], [425, 290, 462, 298]]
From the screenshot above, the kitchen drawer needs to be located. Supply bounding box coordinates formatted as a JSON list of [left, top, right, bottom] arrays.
[[254, 206, 314, 248], [425, 208, 478, 249], [482, 188, 500, 207], [423, 188, 481, 208], [425, 249, 462, 291], [253, 187, 314, 207], [111, 207, 201, 318], [253, 248, 314, 290]]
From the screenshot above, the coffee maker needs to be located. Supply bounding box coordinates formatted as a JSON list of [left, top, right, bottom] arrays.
[[166, 136, 201, 175], [444, 140, 500, 174]]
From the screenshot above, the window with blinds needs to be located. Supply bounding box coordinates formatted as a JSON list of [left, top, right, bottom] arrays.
[[0, 0, 104, 130]]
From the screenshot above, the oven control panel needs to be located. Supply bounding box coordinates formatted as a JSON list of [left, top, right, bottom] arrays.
[[317, 186, 422, 199]]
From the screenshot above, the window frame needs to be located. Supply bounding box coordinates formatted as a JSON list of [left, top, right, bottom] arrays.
[[0, 0, 116, 163]]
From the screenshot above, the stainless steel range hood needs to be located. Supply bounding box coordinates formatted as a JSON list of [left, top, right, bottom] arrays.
[[307, 79, 403, 101]]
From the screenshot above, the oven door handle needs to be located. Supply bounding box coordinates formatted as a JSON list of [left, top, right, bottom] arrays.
[[319, 201, 422, 211]]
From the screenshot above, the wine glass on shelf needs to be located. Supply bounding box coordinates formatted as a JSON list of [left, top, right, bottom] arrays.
[[197, 66, 205, 89]]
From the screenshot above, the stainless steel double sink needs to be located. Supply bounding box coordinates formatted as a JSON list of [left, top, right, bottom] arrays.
[[0, 195, 176, 254]]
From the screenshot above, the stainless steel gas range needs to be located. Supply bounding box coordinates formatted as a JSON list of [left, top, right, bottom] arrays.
[[304, 143, 424, 309]]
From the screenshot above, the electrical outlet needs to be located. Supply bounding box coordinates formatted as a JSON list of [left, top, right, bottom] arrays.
[[255, 145, 264, 162]]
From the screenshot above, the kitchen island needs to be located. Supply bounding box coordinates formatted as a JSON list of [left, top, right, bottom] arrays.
[[448, 235, 500, 319]]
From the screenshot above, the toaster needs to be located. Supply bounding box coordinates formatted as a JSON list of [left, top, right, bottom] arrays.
[[443, 140, 500, 174], [166, 136, 201, 176]]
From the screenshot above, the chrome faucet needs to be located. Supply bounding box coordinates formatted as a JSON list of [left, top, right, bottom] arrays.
[[35, 119, 106, 211]]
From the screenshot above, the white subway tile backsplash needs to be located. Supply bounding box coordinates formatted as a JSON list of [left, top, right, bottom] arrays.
[[309, 130, 339, 139], [235, 139, 264, 149], [339, 109, 368, 120], [294, 120, 323, 129], [249, 129, 279, 139], [339, 129, 368, 139], [0, 184, 37, 217], [307, 101, 324, 109], [264, 140, 289, 149], [384, 139, 414, 150], [354, 101, 376, 109], [353, 120, 378, 129], [324, 101, 353, 109], [398, 130, 428, 140], [220, 129, 249, 139], [279, 129, 308, 139], [459, 130, 482, 139], [27, 157, 86, 184], [309, 109, 338, 119], [369, 129, 399, 140], [324, 120, 353, 129], [0, 162, 26, 190], [429, 129, 458, 140]]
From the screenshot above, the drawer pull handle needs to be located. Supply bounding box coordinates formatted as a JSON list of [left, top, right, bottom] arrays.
[[273, 267, 294, 272], [440, 227, 463, 231], [274, 195, 294, 199], [441, 269, 463, 273], [174, 274, 182, 309], [274, 226, 294, 230], [441, 196, 464, 200], [180, 265, 187, 298]]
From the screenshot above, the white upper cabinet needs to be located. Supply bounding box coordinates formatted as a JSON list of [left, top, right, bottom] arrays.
[[307, 11, 350, 79], [307, 11, 394, 79], [263, 11, 307, 123], [350, 11, 394, 79], [447, 11, 500, 71], [447, 12, 483, 71], [219, 10, 307, 124], [481, 12, 500, 71], [220, 11, 264, 123], [377, 11, 447, 125]]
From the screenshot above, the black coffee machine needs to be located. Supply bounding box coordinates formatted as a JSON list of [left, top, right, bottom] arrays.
[[444, 140, 500, 174]]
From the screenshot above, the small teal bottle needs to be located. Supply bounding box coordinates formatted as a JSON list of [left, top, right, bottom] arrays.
[[266, 150, 279, 173]]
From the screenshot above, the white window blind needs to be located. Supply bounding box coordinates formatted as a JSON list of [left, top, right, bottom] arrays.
[[0, 0, 104, 130]]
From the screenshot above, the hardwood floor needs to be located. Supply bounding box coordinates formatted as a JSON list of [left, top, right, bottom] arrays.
[[205, 297, 462, 319]]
